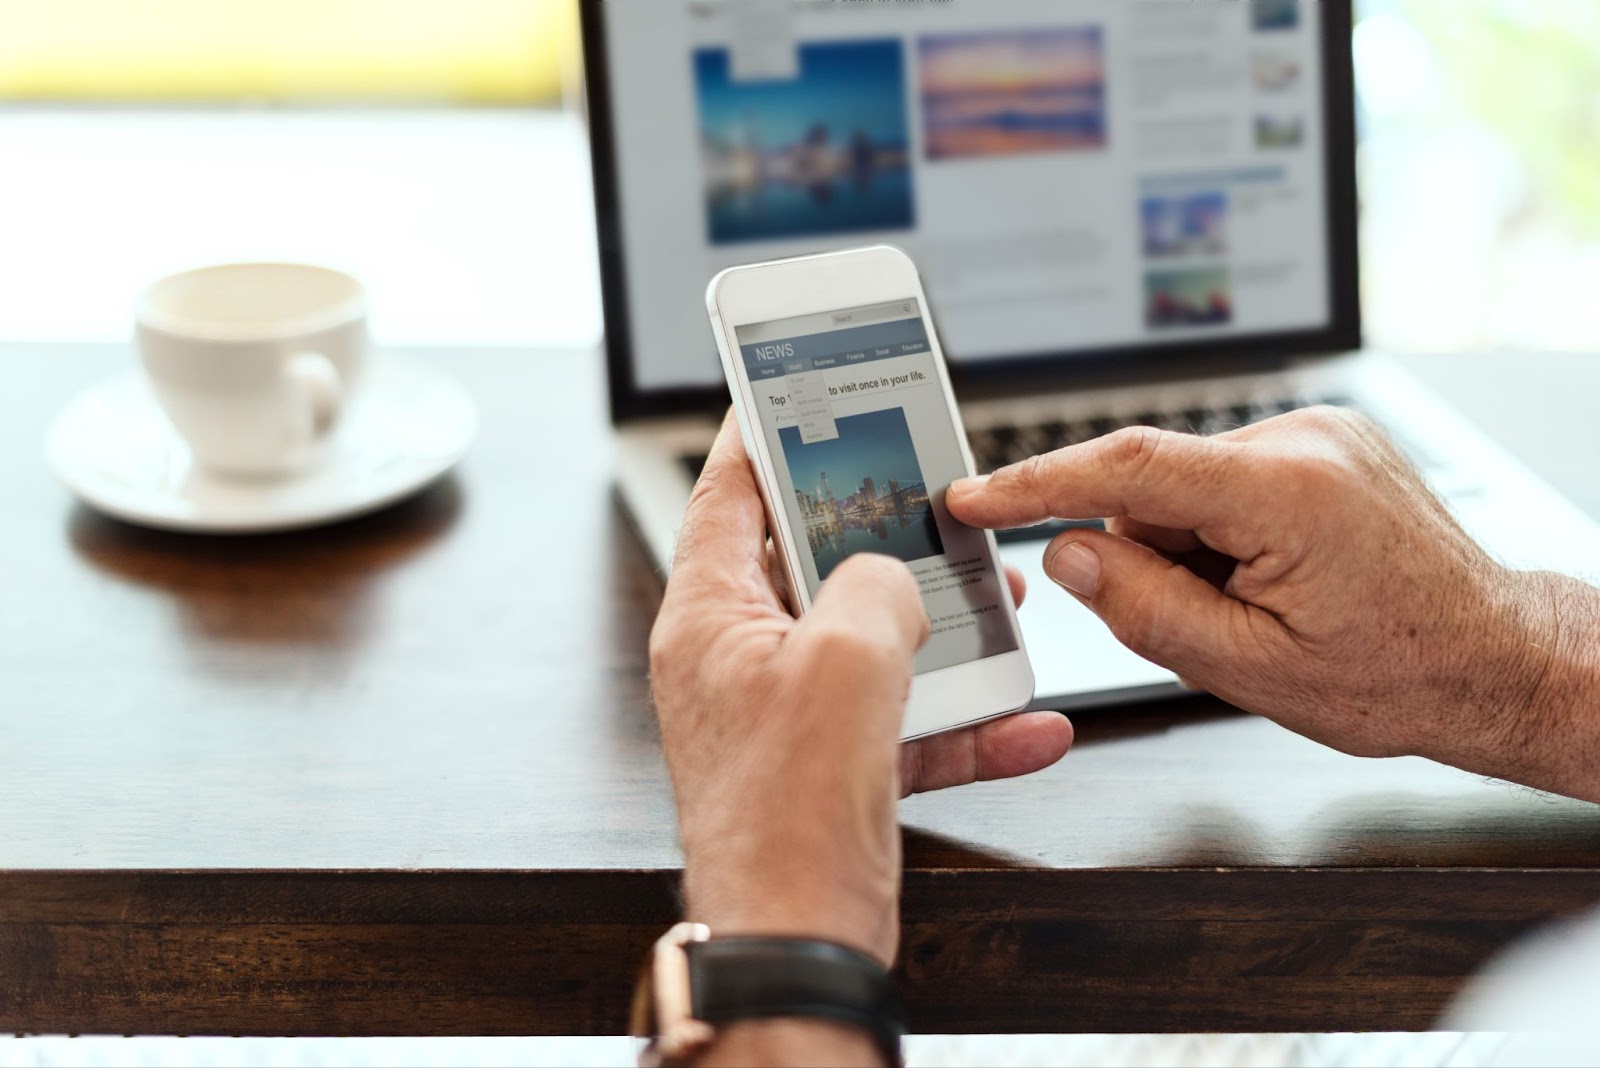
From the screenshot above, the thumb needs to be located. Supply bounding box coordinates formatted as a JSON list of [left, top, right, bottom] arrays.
[[801, 553, 931, 667], [1042, 528, 1275, 684], [790, 555, 930, 737]]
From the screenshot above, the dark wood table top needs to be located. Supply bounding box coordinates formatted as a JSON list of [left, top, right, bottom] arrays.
[[5, 344, 1600, 1037]]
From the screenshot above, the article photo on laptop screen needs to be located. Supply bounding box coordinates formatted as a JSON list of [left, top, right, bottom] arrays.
[[598, 0, 1333, 392], [735, 300, 1018, 675]]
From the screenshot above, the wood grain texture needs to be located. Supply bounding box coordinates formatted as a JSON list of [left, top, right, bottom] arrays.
[[4, 344, 1600, 1036], [6, 869, 1599, 1035]]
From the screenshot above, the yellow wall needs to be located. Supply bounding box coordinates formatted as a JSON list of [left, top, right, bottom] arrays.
[[0, 0, 577, 102]]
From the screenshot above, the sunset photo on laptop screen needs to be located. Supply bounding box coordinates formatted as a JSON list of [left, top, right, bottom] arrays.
[[918, 26, 1106, 161]]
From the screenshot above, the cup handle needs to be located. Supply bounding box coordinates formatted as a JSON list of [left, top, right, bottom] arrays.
[[287, 353, 344, 441]]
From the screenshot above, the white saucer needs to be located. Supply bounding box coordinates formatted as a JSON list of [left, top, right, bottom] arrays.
[[47, 355, 477, 534]]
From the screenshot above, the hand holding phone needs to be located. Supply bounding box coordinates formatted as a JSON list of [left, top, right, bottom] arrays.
[[706, 245, 1034, 740]]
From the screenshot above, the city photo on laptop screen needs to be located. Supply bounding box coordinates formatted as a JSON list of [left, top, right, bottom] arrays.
[[590, 0, 1340, 407]]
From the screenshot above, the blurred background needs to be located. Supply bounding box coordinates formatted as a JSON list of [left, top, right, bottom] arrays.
[[1, 5, 1594, 1066], [0, 0, 1595, 355], [0, 0, 594, 348], [1355, 0, 1600, 351]]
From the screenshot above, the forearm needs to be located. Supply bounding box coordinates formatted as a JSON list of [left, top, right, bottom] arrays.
[[1454, 571, 1600, 803], [677, 793, 903, 968], [682, 859, 899, 971]]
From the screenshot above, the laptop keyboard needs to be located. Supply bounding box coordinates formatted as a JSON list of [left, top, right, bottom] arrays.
[[963, 395, 1350, 473], [678, 391, 1368, 545]]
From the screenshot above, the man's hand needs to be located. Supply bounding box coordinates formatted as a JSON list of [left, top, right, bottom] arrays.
[[949, 407, 1600, 802], [650, 413, 1073, 971]]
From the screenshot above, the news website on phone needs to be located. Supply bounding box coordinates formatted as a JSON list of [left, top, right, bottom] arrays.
[[736, 300, 1019, 676]]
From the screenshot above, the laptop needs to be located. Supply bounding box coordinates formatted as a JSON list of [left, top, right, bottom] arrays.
[[581, 0, 1600, 710]]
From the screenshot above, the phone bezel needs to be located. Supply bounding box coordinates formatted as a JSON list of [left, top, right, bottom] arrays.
[[706, 245, 1036, 742]]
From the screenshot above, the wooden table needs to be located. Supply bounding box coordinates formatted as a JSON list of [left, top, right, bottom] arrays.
[[5, 344, 1600, 1037]]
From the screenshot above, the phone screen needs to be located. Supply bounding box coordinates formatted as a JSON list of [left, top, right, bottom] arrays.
[[736, 299, 1019, 675]]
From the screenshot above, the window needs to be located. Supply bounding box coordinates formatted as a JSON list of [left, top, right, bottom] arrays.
[[0, 0, 576, 103], [1357, 0, 1600, 350]]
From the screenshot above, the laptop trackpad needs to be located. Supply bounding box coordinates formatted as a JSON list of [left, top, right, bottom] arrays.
[[999, 541, 1182, 710]]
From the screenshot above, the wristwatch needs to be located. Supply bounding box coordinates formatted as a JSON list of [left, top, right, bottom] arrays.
[[630, 923, 906, 1067]]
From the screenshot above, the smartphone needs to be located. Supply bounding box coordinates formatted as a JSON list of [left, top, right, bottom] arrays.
[[706, 245, 1034, 741]]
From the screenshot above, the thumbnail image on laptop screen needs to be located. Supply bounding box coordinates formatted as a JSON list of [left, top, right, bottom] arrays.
[[595, 0, 1334, 393]]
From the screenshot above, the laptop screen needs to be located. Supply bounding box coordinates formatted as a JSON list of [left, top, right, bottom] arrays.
[[585, 0, 1357, 416]]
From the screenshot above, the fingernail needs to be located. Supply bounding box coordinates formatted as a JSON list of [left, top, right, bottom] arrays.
[[1047, 542, 1101, 597], [949, 475, 989, 497]]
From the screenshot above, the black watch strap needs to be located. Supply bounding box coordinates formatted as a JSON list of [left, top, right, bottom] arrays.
[[686, 936, 906, 1065]]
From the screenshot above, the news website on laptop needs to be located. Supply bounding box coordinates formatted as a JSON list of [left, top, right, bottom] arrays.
[[599, 0, 1331, 390]]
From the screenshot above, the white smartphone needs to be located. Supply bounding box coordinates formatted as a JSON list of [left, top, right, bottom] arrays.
[[706, 245, 1035, 741]]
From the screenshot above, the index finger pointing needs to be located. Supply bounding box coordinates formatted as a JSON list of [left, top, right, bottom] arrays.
[[947, 427, 1261, 558]]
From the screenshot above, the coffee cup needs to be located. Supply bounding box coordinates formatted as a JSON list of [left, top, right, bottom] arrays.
[[136, 263, 369, 478]]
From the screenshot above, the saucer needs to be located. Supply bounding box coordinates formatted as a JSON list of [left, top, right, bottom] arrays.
[[47, 355, 477, 534]]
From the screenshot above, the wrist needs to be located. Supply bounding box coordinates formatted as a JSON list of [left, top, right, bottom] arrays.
[[683, 832, 900, 968], [1462, 570, 1600, 800], [636, 926, 902, 1068], [689, 1018, 891, 1068], [685, 870, 899, 970]]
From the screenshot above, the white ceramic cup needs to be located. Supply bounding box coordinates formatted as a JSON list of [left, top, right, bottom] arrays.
[[136, 263, 369, 478]]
